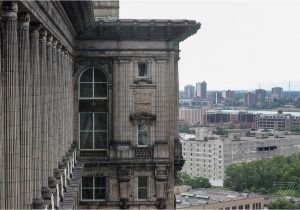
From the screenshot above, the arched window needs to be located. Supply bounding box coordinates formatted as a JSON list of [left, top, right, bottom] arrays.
[[79, 67, 107, 99], [79, 67, 108, 150]]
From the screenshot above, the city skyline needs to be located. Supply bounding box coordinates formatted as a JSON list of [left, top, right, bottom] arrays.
[[120, 0, 300, 91], [180, 83, 299, 92]]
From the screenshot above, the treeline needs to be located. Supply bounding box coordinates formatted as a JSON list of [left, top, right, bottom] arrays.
[[176, 171, 211, 189], [224, 153, 300, 195]]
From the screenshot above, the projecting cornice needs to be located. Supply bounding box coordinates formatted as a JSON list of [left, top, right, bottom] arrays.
[[79, 19, 201, 42]]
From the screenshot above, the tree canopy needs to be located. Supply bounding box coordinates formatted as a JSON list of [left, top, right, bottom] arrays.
[[224, 153, 300, 195], [176, 171, 211, 189], [268, 198, 298, 209]]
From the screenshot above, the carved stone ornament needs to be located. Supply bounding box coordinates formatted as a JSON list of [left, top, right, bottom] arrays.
[[118, 168, 131, 182], [129, 111, 156, 126]]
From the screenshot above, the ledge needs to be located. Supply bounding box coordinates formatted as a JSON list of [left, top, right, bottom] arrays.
[[80, 19, 201, 42]]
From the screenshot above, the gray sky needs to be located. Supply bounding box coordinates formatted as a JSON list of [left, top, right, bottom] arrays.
[[120, 0, 300, 91]]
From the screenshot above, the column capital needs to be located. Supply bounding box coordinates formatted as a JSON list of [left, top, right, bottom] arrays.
[[57, 43, 62, 51], [47, 35, 53, 45], [2, 2, 18, 19], [30, 23, 42, 37], [18, 12, 30, 28], [40, 29, 47, 41], [52, 39, 58, 47]]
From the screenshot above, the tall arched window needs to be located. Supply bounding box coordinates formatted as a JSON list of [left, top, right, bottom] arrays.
[[79, 67, 108, 150]]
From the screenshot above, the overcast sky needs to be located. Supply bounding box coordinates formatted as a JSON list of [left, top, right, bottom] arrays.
[[120, 0, 300, 91]]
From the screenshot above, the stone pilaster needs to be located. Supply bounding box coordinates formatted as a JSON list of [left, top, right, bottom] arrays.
[[18, 12, 33, 209], [155, 59, 167, 142], [46, 35, 54, 176], [40, 29, 48, 187], [2, 2, 21, 208], [113, 60, 130, 141], [30, 23, 42, 199], [52, 39, 58, 169]]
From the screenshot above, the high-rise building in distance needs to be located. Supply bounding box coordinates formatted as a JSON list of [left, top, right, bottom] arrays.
[[255, 89, 267, 108], [271, 87, 283, 99], [196, 81, 207, 99], [244, 92, 256, 107], [184, 84, 195, 98]]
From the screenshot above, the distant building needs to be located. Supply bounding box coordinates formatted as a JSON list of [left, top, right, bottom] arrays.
[[196, 81, 207, 99], [175, 188, 264, 210], [179, 90, 185, 99], [256, 112, 292, 130], [244, 92, 256, 107], [181, 135, 300, 185], [184, 85, 195, 98], [225, 90, 235, 101], [271, 87, 283, 99], [255, 89, 266, 108], [179, 108, 207, 125], [210, 91, 223, 105]]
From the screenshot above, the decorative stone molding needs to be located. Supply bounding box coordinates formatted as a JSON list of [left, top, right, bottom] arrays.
[[129, 111, 156, 126], [155, 167, 168, 181], [118, 168, 131, 182]]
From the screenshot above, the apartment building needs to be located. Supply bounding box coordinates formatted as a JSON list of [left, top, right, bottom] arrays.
[[181, 135, 300, 186]]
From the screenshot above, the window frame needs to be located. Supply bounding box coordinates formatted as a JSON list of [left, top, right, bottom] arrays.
[[81, 176, 106, 201], [137, 124, 149, 147], [138, 63, 149, 79], [79, 67, 108, 100], [79, 112, 108, 151], [137, 176, 148, 200]]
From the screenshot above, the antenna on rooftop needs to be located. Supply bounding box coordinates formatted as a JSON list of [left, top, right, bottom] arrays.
[[289, 81, 291, 104]]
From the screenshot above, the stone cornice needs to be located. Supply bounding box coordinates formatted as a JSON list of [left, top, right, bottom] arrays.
[[80, 19, 201, 42]]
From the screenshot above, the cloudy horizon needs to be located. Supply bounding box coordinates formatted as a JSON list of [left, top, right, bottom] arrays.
[[120, 0, 300, 91]]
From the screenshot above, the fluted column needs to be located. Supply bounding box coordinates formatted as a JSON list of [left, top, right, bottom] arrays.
[[30, 23, 42, 199], [46, 35, 54, 176], [2, 2, 21, 208], [18, 12, 33, 209], [67, 53, 72, 149], [0, 10, 4, 210], [40, 29, 48, 187], [57, 44, 63, 159], [62, 50, 67, 155], [52, 40, 58, 169], [69, 56, 74, 146]]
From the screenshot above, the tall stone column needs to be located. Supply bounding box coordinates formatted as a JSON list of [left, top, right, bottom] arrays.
[[18, 12, 33, 209], [46, 35, 54, 176], [62, 50, 67, 155], [69, 57, 74, 146], [40, 29, 48, 187], [30, 23, 42, 199], [0, 10, 4, 210], [57, 44, 63, 159], [2, 2, 21, 208], [52, 40, 58, 169]]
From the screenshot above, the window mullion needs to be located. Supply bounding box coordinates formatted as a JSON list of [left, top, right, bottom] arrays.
[[93, 177, 95, 200], [93, 114, 95, 149], [92, 68, 94, 98]]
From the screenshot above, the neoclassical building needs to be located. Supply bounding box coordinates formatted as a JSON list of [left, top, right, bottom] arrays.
[[0, 1, 200, 209]]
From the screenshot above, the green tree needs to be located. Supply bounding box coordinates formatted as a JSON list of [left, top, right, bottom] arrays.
[[268, 198, 298, 209], [224, 153, 300, 195], [176, 171, 211, 189]]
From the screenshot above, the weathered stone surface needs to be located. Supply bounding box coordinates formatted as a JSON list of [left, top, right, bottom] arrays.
[[0, 1, 199, 209]]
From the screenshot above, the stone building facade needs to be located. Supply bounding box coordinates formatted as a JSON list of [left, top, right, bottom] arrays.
[[0, 1, 199, 209]]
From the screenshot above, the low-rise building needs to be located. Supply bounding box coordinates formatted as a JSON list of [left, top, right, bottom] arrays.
[[176, 188, 264, 210]]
